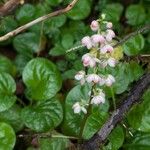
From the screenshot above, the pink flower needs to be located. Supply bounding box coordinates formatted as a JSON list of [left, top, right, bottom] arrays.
[[91, 34, 105, 45], [106, 22, 113, 28], [82, 53, 96, 68], [86, 74, 100, 84], [90, 20, 99, 31], [105, 74, 115, 86], [81, 36, 92, 49], [99, 77, 106, 86], [107, 57, 117, 67], [91, 91, 105, 105], [100, 45, 114, 54], [105, 29, 115, 42], [75, 71, 86, 85]]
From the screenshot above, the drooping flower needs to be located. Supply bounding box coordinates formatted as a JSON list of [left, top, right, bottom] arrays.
[[72, 102, 87, 114], [91, 91, 105, 105], [86, 74, 100, 84], [82, 53, 96, 68], [106, 22, 113, 29], [81, 36, 92, 49], [74, 71, 86, 85], [90, 20, 99, 31], [105, 29, 115, 41], [91, 34, 105, 45], [107, 57, 117, 67], [100, 45, 114, 54], [105, 74, 115, 86]]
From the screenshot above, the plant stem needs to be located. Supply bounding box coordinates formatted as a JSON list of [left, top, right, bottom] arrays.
[[110, 87, 116, 110]]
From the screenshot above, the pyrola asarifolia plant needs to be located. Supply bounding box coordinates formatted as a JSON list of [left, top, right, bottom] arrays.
[[72, 14, 118, 114]]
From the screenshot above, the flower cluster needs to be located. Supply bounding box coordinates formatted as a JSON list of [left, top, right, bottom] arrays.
[[73, 15, 118, 114]]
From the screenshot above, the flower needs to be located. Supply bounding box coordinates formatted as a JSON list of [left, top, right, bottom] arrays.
[[99, 76, 106, 86], [75, 71, 86, 85], [107, 57, 117, 67], [90, 20, 99, 31], [105, 74, 115, 86], [72, 102, 87, 114], [91, 34, 105, 45], [82, 53, 96, 68], [91, 91, 105, 105], [81, 36, 92, 49], [86, 74, 100, 83], [106, 22, 113, 28], [100, 45, 114, 54]]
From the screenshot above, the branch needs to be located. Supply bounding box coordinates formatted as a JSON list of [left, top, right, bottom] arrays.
[[0, 0, 79, 42], [113, 24, 150, 48], [81, 73, 150, 150], [0, 0, 22, 17]]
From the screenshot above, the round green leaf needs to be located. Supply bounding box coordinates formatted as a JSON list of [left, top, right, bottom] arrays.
[[102, 3, 123, 23], [0, 122, 16, 150], [67, 0, 91, 20], [128, 89, 150, 132], [49, 44, 66, 56], [61, 34, 74, 49], [13, 32, 41, 57], [0, 55, 16, 76], [0, 105, 24, 132], [0, 72, 16, 112], [123, 34, 145, 56], [22, 58, 62, 101], [125, 4, 146, 26], [21, 98, 63, 132], [16, 4, 36, 25], [62, 84, 109, 138], [103, 126, 124, 150]]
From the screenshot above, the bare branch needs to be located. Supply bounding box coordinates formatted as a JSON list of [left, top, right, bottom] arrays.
[[81, 73, 150, 150], [113, 24, 150, 48], [0, 0, 22, 17], [0, 0, 79, 42]]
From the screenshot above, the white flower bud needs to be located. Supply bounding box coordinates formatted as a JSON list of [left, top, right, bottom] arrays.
[[86, 74, 100, 84], [75, 71, 85, 80], [107, 58, 117, 67], [100, 45, 114, 54], [72, 102, 81, 114], [81, 36, 92, 49], [105, 74, 115, 86], [90, 20, 99, 31], [107, 29, 115, 38], [91, 34, 105, 45], [82, 53, 96, 68], [106, 22, 113, 28]]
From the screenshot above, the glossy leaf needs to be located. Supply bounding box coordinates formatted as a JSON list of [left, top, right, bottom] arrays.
[[0, 72, 16, 112], [125, 4, 146, 26], [22, 58, 62, 101], [123, 34, 145, 56], [62, 84, 109, 138], [0, 122, 16, 150], [0, 105, 24, 132], [21, 98, 63, 132]]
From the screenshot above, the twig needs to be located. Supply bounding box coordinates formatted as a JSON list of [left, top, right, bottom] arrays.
[[0, 0, 79, 42], [0, 0, 22, 17], [81, 73, 150, 150], [113, 24, 150, 48]]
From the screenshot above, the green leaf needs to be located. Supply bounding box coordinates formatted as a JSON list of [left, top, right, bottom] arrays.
[[39, 132, 70, 150], [62, 84, 109, 138], [22, 58, 62, 101], [61, 34, 74, 49], [21, 98, 63, 132], [16, 4, 36, 25], [0, 55, 16, 76], [123, 34, 145, 56], [125, 4, 146, 26], [45, 0, 63, 6], [49, 44, 66, 56], [128, 89, 150, 132], [13, 32, 41, 57], [67, 0, 91, 20], [0, 72, 16, 112], [0, 105, 24, 132], [123, 133, 150, 150], [103, 126, 124, 150], [102, 3, 123, 23], [0, 122, 16, 150]]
